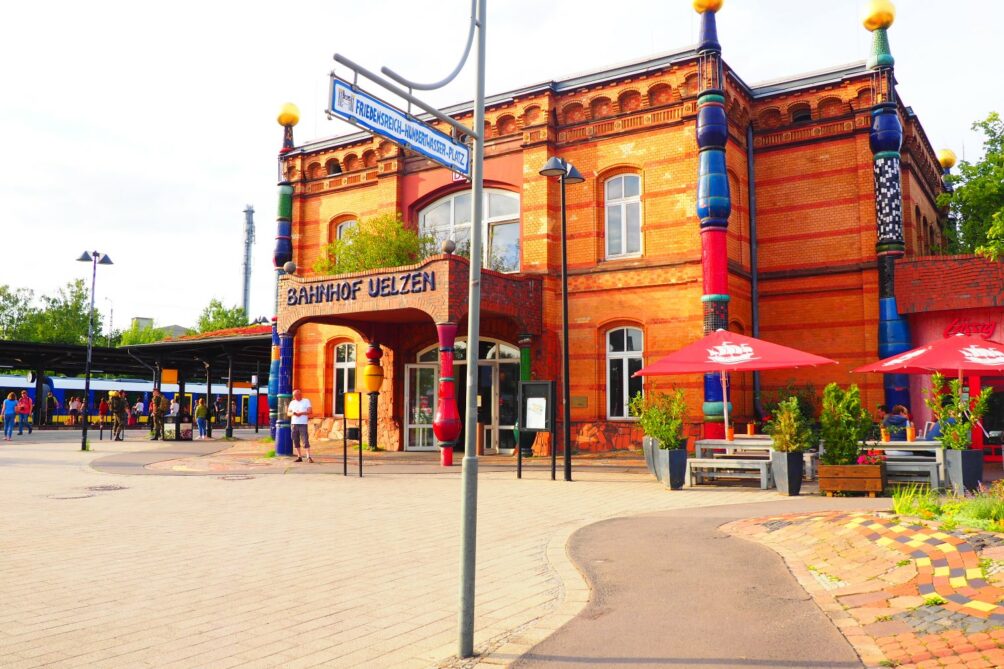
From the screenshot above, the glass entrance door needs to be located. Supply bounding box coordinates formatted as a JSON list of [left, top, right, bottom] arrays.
[[405, 364, 437, 451]]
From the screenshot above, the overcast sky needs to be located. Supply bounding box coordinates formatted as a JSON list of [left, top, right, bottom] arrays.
[[1, 1, 1000, 332]]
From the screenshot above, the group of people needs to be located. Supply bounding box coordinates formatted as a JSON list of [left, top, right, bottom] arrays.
[[878, 403, 953, 441], [2, 391, 34, 440]]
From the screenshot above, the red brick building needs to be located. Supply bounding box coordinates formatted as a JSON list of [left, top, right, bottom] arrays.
[[275, 45, 949, 454]]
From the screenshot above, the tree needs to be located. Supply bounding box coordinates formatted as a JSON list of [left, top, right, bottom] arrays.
[[0, 280, 100, 345], [0, 285, 38, 341], [196, 299, 247, 333], [313, 213, 436, 275], [938, 112, 1004, 256], [118, 321, 169, 346]]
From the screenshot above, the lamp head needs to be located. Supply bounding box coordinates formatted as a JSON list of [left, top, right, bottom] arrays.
[[539, 156, 567, 177], [564, 164, 585, 185], [77, 251, 93, 262], [277, 102, 300, 128], [862, 0, 895, 31], [937, 148, 957, 170], [97, 254, 113, 265]]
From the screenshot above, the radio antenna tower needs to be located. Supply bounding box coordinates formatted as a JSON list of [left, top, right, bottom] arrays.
[[242, 205, 255, 318]]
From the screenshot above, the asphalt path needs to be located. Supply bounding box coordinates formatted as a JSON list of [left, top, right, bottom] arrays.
[[515, 497, 890, 669]]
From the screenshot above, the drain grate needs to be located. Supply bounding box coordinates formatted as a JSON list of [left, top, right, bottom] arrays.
[[218, 474, 254, 481], [86, 485, 128, 492]]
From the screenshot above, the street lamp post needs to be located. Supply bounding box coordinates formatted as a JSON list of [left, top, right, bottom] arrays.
[[76, 250, 113, 451], [538, 158, 584, 482]]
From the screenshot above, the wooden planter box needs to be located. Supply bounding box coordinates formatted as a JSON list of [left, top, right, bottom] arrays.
[[818, 463, 886, 497]]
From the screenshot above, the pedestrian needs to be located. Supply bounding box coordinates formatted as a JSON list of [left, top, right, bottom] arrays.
[[98, 395, 109, 428], [109, 391, 127, 441], [169, 395, 180, 417], [3, 392, 17, 441], [149, 389, 168, 440], [194, 398, 209, 439], [44, 392, 57, 426], [133, 397, 145, 427], [287, 388, 314, 463], [883, 404, 911, 442], [214, 397, 224, 423], [16, 390, 33, 435], [69, 396, 81, 426]]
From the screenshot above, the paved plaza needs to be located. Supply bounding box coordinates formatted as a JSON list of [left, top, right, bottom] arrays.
[[0, 431, 790, 668]]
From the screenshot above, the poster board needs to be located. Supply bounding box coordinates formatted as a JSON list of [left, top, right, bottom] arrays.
[[518, 381, 554, 433], [343, 392, 361, 420]]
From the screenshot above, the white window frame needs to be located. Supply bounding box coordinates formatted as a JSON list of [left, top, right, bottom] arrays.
[[333, 342, 356, 416], [418, 189, 521, 273], [606, 327, 643, 420], [604, 174, 642, 260], [335, 219, 357, 241]]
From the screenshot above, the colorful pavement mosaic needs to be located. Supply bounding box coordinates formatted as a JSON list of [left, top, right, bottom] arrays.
[[727, 511, 1004, 669]]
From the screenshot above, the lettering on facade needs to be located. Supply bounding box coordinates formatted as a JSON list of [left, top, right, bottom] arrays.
[[286, 271, 436, 307], [943, 318, 996, 340]]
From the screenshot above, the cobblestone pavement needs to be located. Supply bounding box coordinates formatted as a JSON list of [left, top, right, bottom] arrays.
[[727, 511, 1004, 669], [0, 433, 786, 668]]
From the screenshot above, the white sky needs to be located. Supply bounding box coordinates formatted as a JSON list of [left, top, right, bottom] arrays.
[[1, 0, 1000, 332]]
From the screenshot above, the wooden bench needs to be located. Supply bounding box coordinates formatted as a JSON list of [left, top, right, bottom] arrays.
[[687, 458, 774, 489], [695, 440, 819, 480], [885, 457, 941, 488]]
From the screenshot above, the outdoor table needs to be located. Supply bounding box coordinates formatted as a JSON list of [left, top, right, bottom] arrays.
[[856, 442, 945, 488]]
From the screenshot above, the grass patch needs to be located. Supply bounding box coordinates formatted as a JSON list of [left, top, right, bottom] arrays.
[[895, 559, 912, 567], [263, 449, 276, 459], [924, 594, 947, 606], [891, 481, 1004, 534]]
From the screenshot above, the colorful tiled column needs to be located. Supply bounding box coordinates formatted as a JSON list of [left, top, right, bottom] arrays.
[[695, 0, 730, 439], [864, 1, 911, 410], [433, 322, 461, 467], [272, 103, 298, 456]]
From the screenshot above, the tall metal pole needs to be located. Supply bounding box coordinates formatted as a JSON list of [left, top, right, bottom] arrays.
[[81, 255, 97, 451], [458, 0, 486, 657], [225, 356, 234, 438], [559, 174, 572, 482]]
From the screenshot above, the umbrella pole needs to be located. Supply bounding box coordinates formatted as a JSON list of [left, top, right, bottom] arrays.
[[720, 370, 730, 437]]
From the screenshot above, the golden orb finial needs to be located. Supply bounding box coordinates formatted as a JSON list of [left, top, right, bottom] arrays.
[[937, 149, 957, 170], [693, 0, 723, 14], [277, 102, 300, 128], [862, 0, 895, 31]]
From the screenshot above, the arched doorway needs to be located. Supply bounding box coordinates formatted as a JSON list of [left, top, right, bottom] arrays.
[[408, 337, 520, 453]]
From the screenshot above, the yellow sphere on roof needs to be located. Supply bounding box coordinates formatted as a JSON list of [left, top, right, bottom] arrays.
[[862, 0, 895, 31], [937, 148, 957, 169], [277, 102, 300, 127], [693, 0, 723, 13]]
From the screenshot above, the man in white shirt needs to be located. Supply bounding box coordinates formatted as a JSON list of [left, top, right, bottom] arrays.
[[287, 388, 314, 463]]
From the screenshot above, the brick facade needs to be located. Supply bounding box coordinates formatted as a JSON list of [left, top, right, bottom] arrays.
[[278, 48, 945, 452]]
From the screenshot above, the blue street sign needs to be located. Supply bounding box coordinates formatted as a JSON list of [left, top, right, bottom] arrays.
[[329, 77, 471, 177]]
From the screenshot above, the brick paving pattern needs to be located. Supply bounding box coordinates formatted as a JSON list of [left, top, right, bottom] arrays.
[[728, 511, 1004, 669], [0, 434, 783, 668]]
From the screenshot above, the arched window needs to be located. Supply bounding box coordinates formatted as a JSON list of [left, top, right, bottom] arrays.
[[333, 342, 356, 415], [325, 159, 341, 176], [418, 189, 520, 272], [606, 327, 643, 419], [336, 219, 357, 241], [605, 174, 642, 259], [790, 104, 812, 124]]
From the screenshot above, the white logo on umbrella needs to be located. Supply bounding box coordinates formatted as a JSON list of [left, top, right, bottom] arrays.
[[707, 342, 758, 365], [881, 347, 928, 367], [961, 344, 1004, 366]]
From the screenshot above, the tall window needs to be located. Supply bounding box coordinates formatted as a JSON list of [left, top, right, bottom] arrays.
[[336, 219, 357, 241], [333, 343, 356, 415], [607, 327, 643, 419], [605, 175, 641, 259], [419, 189, 520, 272]]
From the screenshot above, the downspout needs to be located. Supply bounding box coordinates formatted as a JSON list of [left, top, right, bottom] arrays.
[[746, 123, 763, 420]]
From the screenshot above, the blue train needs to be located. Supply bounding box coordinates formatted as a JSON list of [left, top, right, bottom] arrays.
[[0, 374, 266, 426]]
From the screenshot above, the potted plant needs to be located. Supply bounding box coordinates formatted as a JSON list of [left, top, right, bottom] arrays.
[[819, 383, 884, 496], [630, 390, 688, 489], [925, 373, 992, 494], [765, 397, 813, 495]]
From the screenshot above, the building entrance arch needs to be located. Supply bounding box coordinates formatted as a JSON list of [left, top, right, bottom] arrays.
[[408, 337, 520, 453]]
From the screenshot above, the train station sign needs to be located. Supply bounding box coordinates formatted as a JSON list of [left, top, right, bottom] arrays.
[[329, 77, 470, 177]]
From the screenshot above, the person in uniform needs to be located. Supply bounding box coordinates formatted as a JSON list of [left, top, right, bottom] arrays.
[[150, 389, 168, 440], [109, 390, 127, 441]]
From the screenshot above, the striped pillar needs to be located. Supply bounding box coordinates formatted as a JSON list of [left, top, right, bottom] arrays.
[[695, 2, 731, 439], [272, 105, 297, 454], [865, 2, 911, 410]]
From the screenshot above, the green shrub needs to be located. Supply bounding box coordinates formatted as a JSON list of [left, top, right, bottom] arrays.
[[924, 372, 992, 450], [765, 397, 813, 452], [892, 484, 940, 518], [629, 390, 687, 450], [819, 383, 873, 465]]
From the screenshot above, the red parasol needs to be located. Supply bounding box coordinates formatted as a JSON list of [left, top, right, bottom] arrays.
[[852, 334, 1004, 376], [634, 330, 838, 432]]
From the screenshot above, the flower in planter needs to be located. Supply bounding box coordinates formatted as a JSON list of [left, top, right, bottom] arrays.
[[857, 450, 886, 465]]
